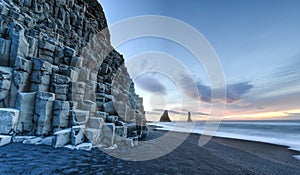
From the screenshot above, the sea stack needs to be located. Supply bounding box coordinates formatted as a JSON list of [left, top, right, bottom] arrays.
[[160, 110, 171, 122], [187, 112, 192, 122], [0, 0, 147, 149]]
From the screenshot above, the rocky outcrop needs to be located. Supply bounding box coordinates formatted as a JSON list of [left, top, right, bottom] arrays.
[[0, 0, 146, 149], [159, 110, 171, 122], [187, 112, 192, 122]]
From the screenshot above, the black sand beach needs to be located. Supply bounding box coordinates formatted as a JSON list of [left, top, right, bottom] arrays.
[[1, 128, 300, 175]]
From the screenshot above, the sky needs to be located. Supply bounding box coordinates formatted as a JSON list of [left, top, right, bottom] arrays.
[[99, 0, 300, 121]]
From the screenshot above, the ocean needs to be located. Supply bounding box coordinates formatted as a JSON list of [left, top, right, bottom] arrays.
[[148, 120, 300, 155]]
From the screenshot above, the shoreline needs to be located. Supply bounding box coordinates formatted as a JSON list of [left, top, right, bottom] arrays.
[[0, 128, 300, 174], [158, 128, 300, 154], [148, 125, 300, 162], [148, 121, 300, 153]]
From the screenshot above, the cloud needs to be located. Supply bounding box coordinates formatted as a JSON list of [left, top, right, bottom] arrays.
[[247, 91, 300, 113], [180, 108, 209, 115], [282, 112, 300, 120], [195, 82, 212, 102], [276, 53, 300, 80], [134, 74, 167, 95], [145, 110, 162, 116], [180, 76, 253, 104], [195, 81, 253, 103], [251, 53, 300, 99], [151, 108, 209, 116], [152, 109, 179, 114], [226, 82, 254, 103], [284, 112, 300, 116], [177, 71, 253, 103]]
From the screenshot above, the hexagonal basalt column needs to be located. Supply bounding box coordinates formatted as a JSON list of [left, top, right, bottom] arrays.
[[15, 92, 36, 134], [34, 92, 55, 136], [0, 108, 20, 135], [0, 67, 12, 108]]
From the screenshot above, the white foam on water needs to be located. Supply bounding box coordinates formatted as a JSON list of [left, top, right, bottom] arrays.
[[293, 155, 300, 160], [148, 121, 300, 159]]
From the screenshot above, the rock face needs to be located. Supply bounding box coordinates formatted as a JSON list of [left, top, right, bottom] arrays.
[[0, 108, 19, 134], [187, 112, 192, 122], [160, 110, 171, 122], [0, 0, 146, 148]]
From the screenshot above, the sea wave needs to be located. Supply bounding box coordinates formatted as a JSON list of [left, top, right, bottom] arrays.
[[148, 121, 300, 153]]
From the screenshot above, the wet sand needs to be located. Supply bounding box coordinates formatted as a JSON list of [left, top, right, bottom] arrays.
[[1, 128, 300, 175]]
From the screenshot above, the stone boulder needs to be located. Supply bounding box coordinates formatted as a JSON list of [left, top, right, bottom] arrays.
[[0, 108, 20, 134], [0, 135, 11, 146], [71, 125, 85, 146], [53, 128, 71, 148], [103, 101, 116, 115]]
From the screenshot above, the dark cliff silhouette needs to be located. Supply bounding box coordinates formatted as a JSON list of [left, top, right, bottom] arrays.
[[160, 110, 172, 122], [187, 112, 192, 122]]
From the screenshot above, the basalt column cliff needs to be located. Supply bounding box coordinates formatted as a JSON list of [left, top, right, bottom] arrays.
[[0, 0, 147, 149]]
